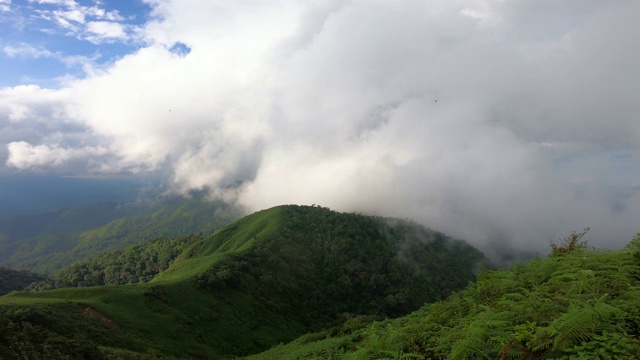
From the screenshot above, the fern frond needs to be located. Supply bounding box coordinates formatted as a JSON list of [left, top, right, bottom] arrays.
[[376, 349, 424, 359], [552, 307, 595, 349], [551, 296, 622, 351]]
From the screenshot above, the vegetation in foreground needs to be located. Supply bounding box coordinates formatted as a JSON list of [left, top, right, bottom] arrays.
[[248, 231, 640, 359], [0, 205, 486, 359]]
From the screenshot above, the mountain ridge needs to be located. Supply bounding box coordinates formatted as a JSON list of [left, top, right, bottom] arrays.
[[0, 204, 488, 359]]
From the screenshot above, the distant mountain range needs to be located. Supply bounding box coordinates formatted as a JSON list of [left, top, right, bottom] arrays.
[[0, 173, 152, 219], [0, 204, 488, 359], [0, 197, 242, 273]]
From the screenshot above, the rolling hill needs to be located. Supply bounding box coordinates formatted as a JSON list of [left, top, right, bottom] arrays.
[[0, 205, 488, 359], [0, 197, 241, 273]]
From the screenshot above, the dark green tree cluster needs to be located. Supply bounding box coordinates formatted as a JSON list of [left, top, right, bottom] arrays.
[[0, 267, 46, 295], [0, 303, 179, 360], [28, 233, 204, 289], [197, 205, 487, 329], [0, 304, 106, 360]]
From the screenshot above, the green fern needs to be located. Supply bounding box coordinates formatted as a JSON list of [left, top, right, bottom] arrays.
[[376, 349, 425, 359], [551, 295, 622, 351], [442, 309, 511, 359]]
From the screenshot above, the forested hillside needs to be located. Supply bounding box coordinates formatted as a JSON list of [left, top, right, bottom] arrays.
[[0, 198, 241, 273], [0, 267, 45, 295], [248, 232, 640, 359], [194, 205, 487, 324], [28, 234, 205, 290], [0, 205, 487, 359]]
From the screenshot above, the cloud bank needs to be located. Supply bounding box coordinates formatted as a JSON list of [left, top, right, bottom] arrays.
[[2, 0, 640, 255]]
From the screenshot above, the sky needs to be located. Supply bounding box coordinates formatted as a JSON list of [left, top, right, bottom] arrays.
[[1, 0, 639, 256]]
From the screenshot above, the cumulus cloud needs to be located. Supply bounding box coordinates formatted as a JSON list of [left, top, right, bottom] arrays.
[[85, 21, 127, 43], [6, 141, 107, 169], [3, 0, 640, 256]]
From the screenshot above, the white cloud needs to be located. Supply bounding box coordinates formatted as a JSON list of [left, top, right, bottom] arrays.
[[30, 0, 75, 5], [3, 43, 54, 58], [2, 42, 96, 71], [3, 0, 640, 256], [85, 21, 127, 42], [0, 85, 70, 122], [0, 0, 10, 12], [6, 141, 106, 169], [84, 6, 124, 22], [25, 0, 132, 43]]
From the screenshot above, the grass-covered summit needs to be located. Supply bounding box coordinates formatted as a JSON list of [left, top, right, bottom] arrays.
[[0, 204, 487, 359]]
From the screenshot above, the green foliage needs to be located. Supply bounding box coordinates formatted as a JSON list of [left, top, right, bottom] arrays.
[[625, 233, 640, 261], [1, 205, 487, 359], [558, 331, 640, 360], [549, 228, 591, 256], [0, 303, 119, 360], [28, 233, 204, 290], [195, 205, 487, 328], [249, 233, 640, 360], [0, 267, 46, 295]]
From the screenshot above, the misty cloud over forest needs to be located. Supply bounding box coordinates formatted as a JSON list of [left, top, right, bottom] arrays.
[[1, 0, 639, 254]]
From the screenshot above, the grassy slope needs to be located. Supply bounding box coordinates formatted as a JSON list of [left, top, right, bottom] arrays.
[[0, 205, 488, 359], [2, 283, 299, 358], [155, 206, 280, 283], [0, 207, 294, 359], [247, 242, 640, 360], [0, 198, 240, 273]]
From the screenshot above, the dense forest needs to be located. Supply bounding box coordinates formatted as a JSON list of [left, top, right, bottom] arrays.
[[195, 205, 487, 325], [0, 267, 45, 296], [28, 234, 205, 290], [249, 231, 640, 359], [0, 205, 488, 358]]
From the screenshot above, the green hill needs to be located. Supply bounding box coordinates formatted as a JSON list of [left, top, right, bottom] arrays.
[[0, 205, 487, 359], [247, 232, 640, 359], [0, 197, 241, 273]]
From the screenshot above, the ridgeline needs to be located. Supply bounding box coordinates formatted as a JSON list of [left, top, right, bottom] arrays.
[[0, 204, 487, 359]]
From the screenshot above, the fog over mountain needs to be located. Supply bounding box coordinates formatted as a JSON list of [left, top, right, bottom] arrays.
[[1, 0, 639, 254]]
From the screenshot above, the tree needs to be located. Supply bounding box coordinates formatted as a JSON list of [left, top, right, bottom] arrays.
[[550, 228, 590, 256]]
